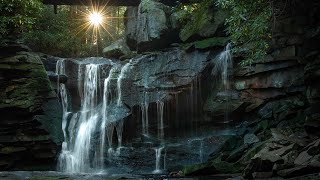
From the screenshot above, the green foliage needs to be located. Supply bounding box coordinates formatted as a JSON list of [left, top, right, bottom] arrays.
[[216, 0, 272, 65], [22, 6, 93, 57], [0, 0, 43, 38], [175, 0, 214, 41], [22, 6, 127, 57]]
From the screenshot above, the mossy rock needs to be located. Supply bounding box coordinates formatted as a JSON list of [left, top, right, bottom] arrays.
[[211, 156, 244, 173], [179, 0, 228, 42], [194, 37, 230, 49], [183, 162, 214, 176], [183, 156, 244, 176], [0, 52, 54, 112]]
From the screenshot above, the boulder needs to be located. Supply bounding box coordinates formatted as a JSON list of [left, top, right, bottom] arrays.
[[102, 38, 131, 59], [118, 48, 210, 107], [124, 0, 178, 52], [244, 133, 260, 145], [294, 139, 320, 166], [0, 43, 61, 170], [244, 143, 293, 178], [258, 96, 305, 121], [179, 3, 228, 42]]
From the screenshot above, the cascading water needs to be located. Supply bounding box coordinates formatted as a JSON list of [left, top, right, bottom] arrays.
[[101, 66, 117, 163], [212, 43, 233, 122], [58, 64, 102, 173], [212, 43, 232, 88], [143, 91, 150, 136], [56, 59, 73, 172], [157, 100, 164, 140], [199, 140, 204, 163], [153, 147, 164, 174]]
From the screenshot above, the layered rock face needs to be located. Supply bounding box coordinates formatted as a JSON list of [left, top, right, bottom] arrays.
[[0, 42, 62, 170], [184, 0, 320, 178]]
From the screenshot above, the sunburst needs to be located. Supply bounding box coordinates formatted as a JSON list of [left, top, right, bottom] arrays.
[[73, 1, 123, 47]]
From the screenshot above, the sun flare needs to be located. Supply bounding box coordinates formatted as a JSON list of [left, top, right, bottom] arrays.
[[75, 4, 125, 46], [89, 12, 103, 26]]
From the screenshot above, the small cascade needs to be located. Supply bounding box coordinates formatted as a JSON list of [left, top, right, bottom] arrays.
[[153, 147, 165, 174], [56, 59, 72, 172], [140, 105, 149, 136], [100, 79, 109, 168], [140, 91, 150, 136], [199, 140, 204, 163], [141, 104, 146, 135], [115, 120, 124, 147], [157, 100, 164, 140], [117, 63, 131, 106], [144, 92, 149, 136], [100, 66, 118, 166], [212, 43, 232, 88], [212, 43, 233, 122], [56, 59, 68, 143], [60, 84, 69, 143], [78, 65, 83, 103], [56, 59, 65, 92]]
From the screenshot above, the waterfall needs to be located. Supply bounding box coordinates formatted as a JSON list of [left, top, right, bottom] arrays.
[[153, 147, 164, 174], [141, 92, 150, 136], [56, 59, 72, 172], [157, 100, 164, 140], [140, 91, 150, 136], [144, 91, 149, 136], [199, 140, 204, 163], [141, 104, 146, 135], [56, 59, 65, 94], [212, 43, 233, 122], [72, 64, 100, 172], [60, 84, 69, 144], [58, 64, 102, 173], [82, 65, 99, 112], [78, 65, 83, 104], [100, 66, 117, 166], [212, 43, 232, 88]]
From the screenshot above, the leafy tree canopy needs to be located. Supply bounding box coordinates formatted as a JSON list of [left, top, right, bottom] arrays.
[[216, 0, 272, 65], [0, 0, 43, 39], [175, 0, 272, 65]]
